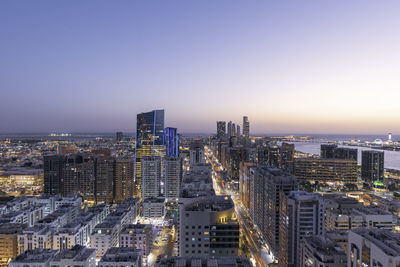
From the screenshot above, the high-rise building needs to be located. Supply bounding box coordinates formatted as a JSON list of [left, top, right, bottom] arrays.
[[279, 191, 325, 267], [116, 132, 123, 142], [189, 142, 205, 166], [216, 121, 226, 139], [320, 144, 338, 159], [248, 167, 298, 258], [232, 123, 236, 136], [361, 150, 384, 182], [141, 156, 162, 198], [236, 125, 240, 137], [164, 156, 182, 200], [243, 116, 249, 138], [334, 147, 358, 161], [164, 127, 179, 157], [114, 158, 134, 203], [135, 109, 165, 198], [95, 156, 115, 204], [43, 154, 64, 195], [179, 195, 239, 257]]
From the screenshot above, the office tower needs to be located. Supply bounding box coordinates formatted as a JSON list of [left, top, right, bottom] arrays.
[[334, 147, 358, 161], [116, 132, 123, 142], [62, 153, 96, 202], [43, 154, 64, 195], [279, 191, 325, 267], [320, 144, 337, 158], [179, 195, 239, 257], [164, 156, 182, 200], [190, 142, 205, 165], [114, 158, 134, 203], [280, 143, 295, 172], [141, 156, 162, 198], [294, 158, 358, 183], [248, 167, 298, 258], [361, 150, 384, 182], [236, 125, 240, 137], [348, 228, 400, 267], [216, 121, 226, 139], [95, 156, 115, 204], [243, 116, 250, 138], [232, 123, 236, 136], [164, 127, 179, 157], [135, 109, 165, 198], [227, 121, 232, 137]]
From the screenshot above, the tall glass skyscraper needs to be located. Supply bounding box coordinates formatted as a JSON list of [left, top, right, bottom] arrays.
[[164, 127, 179, 157], [135, 109, 165, 198]]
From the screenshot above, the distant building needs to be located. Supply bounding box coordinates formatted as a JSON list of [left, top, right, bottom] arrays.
[[320, 144, 337, 159], [348, 228, 400, 267], [243, 116, 249, 138], [190, 142, 205, 166], [116, 132, 123, 142], [98, 247, 142, 267], [216, 121, 226, 139], [141, 156, 162, 198], [236, 125, 240, 137], [227, 121, 233, 137], [294, 158, 357, 183], [361, 150, 384, 182], [43, 154, 64, 195], [135, 109, 165, 198], [279, 191, 325, 267], [164, 127, 179, 157], [334, 147, 358, 161], [164, 156, 182, 200], [179, 195, 239, 257]]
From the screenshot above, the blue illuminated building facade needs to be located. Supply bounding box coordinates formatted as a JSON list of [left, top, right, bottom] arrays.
[[164, 127, 179, 157]]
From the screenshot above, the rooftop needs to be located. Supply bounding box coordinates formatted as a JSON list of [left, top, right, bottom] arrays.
[[51, 245, 95, 262], [351, 228, 400, 257], [11, 249, 58, 263], [183, 195, 234, 212]]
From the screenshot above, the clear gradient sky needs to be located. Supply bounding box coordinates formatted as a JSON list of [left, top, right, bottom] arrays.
[[1, 1, 400, 134]]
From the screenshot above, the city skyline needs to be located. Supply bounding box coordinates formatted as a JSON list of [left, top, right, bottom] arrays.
[[2, 1, 400, 134]]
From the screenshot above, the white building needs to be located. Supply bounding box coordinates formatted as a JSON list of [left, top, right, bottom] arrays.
[[98, 247, 142, 267], [53, 223, 89, 250], [142, 156, 162, 198], [49, 245, 96, 267], [300, 236, 347, 267], [17, 225, 53, 254], [120, 224, 153, 258], [91, 222, 120, 259], [8, 249, 58, 267], [348, 228, 400, 267], [143, 197, 165, 219]]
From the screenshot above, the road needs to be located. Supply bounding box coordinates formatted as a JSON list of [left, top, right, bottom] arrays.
[[205, 147, 274, 267]]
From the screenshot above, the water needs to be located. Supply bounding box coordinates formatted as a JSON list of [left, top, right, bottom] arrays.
[[290, 141, 400, 170]]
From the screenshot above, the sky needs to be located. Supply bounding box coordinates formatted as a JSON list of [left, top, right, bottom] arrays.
[[1, 1, 400, 135]]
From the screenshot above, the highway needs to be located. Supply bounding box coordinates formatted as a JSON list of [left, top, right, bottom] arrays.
[[205, 147, 274, 267]]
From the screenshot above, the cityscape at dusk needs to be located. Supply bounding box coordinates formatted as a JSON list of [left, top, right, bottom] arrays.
[[1, 1, 400, 267]]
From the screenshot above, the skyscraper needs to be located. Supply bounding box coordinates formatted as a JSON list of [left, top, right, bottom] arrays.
[[135, 109, 165, 198], [164, 156, 182, 200], [116, 132, 123, 142], [164, 127, 179, 157], [216, 121, 226, 139], [141, 156, 162, 198], [114, 158, 134, 203], [43, 154, 64, 195], [320, 144, 337, 158], [236, 125, 240, 137], [232, 123, 236, 136], [243, 116, 249, 138], [227, 121, 232, 137], [361, 150, 384, 182]]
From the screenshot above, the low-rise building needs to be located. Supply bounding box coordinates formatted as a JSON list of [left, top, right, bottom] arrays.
[[120, 224, 153, 258], [156, 256, 252, 267], [49, 245, 96, 267], [17, 224, 53, 254], [0, 223, 26, 266], [53, 222, 89, 250], [143, 197, 165, 219], [98, 247, 142, 267], [91, 222, 119, 259], [8, 248, 58, 267], [300, 236, 347, 267]]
